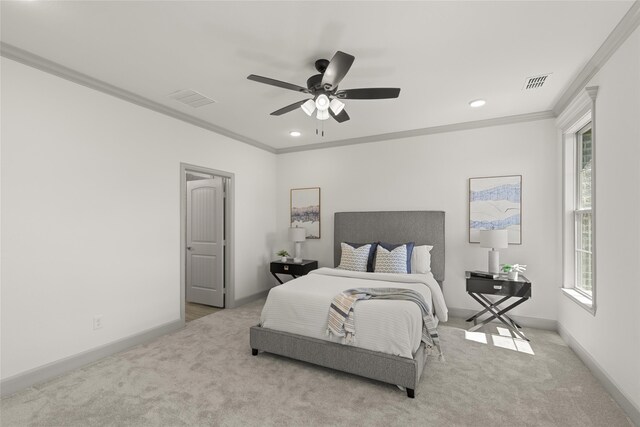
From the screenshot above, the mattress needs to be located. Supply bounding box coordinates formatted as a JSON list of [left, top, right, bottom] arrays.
[[260, 268, 448, 359]]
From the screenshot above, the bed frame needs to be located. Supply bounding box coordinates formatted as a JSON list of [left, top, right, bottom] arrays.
[[250, 211, 445, 398]]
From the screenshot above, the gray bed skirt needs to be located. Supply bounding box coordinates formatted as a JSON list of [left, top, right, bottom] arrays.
[[250, 325, 427, 398]]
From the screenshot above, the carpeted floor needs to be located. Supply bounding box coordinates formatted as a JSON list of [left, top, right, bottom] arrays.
[[185, 301, 222, 323], [1, 299, 632, 426]]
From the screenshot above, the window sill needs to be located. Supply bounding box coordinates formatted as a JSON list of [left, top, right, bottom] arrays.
[[562, 288, 596, 315]]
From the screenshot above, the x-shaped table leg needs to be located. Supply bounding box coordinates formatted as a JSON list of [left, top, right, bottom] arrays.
[[476, 294, 523, 329], [466, 295, 511, 323], [467, 292, 530, 341]]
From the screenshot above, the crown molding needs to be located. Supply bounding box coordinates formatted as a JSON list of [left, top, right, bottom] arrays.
[[1, 42, 556, 156], [276, 110, 556, 154], [0, 42, 277, 154], [556, 86, 599, 132], [553, 1, 640, 116], [7, 0, 635, 159]]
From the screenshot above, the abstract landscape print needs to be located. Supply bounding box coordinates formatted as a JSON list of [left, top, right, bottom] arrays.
[[290, 187, 321, 239], [469, 175, 521, 244]]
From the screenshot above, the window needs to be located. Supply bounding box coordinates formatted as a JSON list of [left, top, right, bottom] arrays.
[[559, 86, 597, 313], [575, 123, 593, 297]]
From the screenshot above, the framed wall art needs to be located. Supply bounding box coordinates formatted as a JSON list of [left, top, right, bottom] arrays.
[[290, 187, 321, 239], [469, 175, 522, 244]]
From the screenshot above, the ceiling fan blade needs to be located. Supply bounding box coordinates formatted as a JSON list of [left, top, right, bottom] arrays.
[[270, 99, 310, 116], [336, 88, 401, 100], [321, 51, 355, 90], [247, 74, 309, 93], [330, 108, 350, 123]]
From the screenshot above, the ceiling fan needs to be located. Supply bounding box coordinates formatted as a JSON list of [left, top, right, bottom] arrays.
[[247, 51, 401, 123]]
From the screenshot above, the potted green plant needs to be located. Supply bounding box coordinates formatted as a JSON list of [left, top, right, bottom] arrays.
[[277, 250, 290, 262], [501, 263, 527, 280]]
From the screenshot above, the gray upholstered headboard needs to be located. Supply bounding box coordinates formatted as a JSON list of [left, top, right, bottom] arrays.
[[334, 211, 445, 286]]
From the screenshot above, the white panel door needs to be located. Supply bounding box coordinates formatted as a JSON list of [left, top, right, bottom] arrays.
[[186, 177, 224, 307]]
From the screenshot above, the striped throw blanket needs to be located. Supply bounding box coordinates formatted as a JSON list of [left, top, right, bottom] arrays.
[[327, 288, 443, 359]]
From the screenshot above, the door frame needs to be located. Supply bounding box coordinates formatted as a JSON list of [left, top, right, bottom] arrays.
[[180, 163, 236, 325]]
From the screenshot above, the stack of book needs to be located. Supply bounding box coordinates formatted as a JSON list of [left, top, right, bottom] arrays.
[[465, 270, 500, 279]]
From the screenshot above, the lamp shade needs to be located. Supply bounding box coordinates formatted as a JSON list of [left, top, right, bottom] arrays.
[[289, 227, 306, 242], [479, 229, 508, 249]]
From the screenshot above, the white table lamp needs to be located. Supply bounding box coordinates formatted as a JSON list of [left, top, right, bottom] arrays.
[[479, 229, 508, 273], [289, 227, 306, 263]]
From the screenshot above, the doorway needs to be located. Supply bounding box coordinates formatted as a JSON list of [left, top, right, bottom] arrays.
[[180, 163, 235, 324]]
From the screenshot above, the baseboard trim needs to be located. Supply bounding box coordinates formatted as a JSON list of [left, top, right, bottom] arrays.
[[232, 289, 269, 308], [446, 307, 558, 331], [557, 323, 640, 426], [0, 319, 184, 398]]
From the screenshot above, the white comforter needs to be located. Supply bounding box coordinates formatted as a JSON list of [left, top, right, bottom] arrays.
[[260, 268, 448, 359]]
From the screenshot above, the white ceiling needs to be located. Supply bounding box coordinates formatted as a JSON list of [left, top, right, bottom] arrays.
[[1, 1, 634, 150]]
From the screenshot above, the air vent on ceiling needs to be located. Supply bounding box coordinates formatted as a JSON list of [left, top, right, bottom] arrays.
[[523, 74, 551, 90], [169, 89, 216, 108]]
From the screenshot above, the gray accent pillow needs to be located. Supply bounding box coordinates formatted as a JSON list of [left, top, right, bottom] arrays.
[[378, 241, 415, 272], [374, 244, 409, 274], [338, 243, 372, 272], [345, 242, 378, 272]]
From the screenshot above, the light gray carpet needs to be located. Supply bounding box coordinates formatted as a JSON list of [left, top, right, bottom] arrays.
[[1, 299, 631, 426]]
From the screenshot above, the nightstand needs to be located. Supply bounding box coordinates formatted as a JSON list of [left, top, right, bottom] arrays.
[[465, 272, 532, 341], [270, 259, 318, 284]]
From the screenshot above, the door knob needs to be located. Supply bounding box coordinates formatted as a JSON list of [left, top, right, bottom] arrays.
[[187, 246, 192, 250]]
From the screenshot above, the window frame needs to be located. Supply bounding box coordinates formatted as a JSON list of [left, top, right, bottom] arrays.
[[558, 86, 598, 315]]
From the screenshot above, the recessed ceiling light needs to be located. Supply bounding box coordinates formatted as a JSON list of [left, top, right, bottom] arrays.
[[469, 99, 486, 108], [289, 131, 301, 137]]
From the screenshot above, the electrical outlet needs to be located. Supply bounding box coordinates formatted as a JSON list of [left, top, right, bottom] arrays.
[[93, 315, 103, 330]]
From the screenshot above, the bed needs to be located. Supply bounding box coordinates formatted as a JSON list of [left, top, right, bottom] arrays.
[[250, 211, 446, 398]]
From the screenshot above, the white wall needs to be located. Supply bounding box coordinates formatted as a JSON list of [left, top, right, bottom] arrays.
[[276, 118, 560, 322], [0, 58, 277, 379], [558, 27, 640, 411]]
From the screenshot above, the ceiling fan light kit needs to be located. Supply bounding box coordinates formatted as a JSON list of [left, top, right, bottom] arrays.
[[247, 50, 401, 127], [329, 98, 345, 115], [316, 109, 330, 121], [315, 94, 330, 111], [301, 99, 316, 116]]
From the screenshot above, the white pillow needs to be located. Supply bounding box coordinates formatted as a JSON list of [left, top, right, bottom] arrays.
[[338, 243, 371, 272], [374, 245, 408, 274], [411, 245, 433, 274]]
